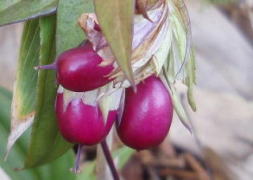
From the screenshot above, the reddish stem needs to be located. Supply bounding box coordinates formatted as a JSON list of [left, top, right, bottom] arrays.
[[34, 63, 56, 70], [72, 144, 83, 173], [101, 140, 120, 180]]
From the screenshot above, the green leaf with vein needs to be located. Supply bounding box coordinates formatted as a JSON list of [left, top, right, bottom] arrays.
[[56, 0, 94, 55], [94, 0, 135, 87], [6, 19, 40, 160], [171, 7, 196, 111], [0, 0, 57, 26], [24, 15, 72, 168]]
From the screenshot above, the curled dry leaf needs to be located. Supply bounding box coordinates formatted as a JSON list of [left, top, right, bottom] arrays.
[[77, 0, 195, 132], [79, 1, 170, 89], [135, 0, 165, 20], [136, 0, 152, 21]]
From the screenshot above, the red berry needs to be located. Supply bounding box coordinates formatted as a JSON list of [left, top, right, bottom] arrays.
[[56, 92, 117, 145], [117, 76, 173, 150], [36, 41, 114, 92]]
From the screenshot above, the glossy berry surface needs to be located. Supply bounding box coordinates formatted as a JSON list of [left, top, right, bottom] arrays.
[[56, 41, 114, 92], [117, 76, 173, 150], [56, 92, 117, 145]]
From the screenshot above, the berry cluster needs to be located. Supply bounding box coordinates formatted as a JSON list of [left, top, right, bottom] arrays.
[[37, 40, 173, 173]]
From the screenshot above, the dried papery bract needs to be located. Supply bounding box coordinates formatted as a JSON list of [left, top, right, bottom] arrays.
[[135, 0, 164, 20], [78, 1, 170, 88]]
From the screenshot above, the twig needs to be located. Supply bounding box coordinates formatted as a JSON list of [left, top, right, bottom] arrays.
[[101, 140, 120, 180], [184, 153, 210, 180], [159, 168, 198, 179]]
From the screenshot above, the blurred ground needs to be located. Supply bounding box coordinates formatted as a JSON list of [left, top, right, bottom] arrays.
[[0, 0, 253, 179]]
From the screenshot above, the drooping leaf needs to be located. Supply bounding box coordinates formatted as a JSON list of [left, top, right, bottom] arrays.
[[56, 0, 94, 55], [94, 0, 135, 87], [0, 0, 57, 26], [6, 19, 40, 160], [170, 86, 192, 132], [0, 87, 40, 179], [171, 0, 192, 79], [163, 0, 196, 114], [170, 2, 196, 111], [185, 51, 196, 111], [153, 22, 173, 74], [162, 68, 192, 133], [24, 15, 72, 168]]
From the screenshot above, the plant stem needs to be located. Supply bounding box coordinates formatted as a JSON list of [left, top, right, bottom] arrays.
[[34, 63, 56, 70], [72, 144, 83, 173], [101, 140, 120, 180]]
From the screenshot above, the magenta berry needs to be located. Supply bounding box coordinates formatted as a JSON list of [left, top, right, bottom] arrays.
[[37, 41, 114, 92], [56, 92, 117, 145], [117, 76, 173, 150]]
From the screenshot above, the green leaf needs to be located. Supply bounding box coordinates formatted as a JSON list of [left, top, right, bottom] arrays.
[[56, 0, 94, 55], [165, 0, 196, 112], [94, 0, 135, 87], [0, 87, 75, 180], [0, 0, 57, 26], [185, 51, 196, 111], [162, 68, 192, 132], [170, 86, 192, 132], [0, 87, 39, 179], [24, 15, 72, 168], [6, 19, 40, 159], [76, 162, 96, 180], [44, 150, 75, 180], [76, 146, 134, 180], [0, 0, 20, 12], [113, 147, 134, 169]]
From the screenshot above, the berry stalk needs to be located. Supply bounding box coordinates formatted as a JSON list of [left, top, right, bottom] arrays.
[[100, 140, 120, 180], [71, 144, 83, 173]]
